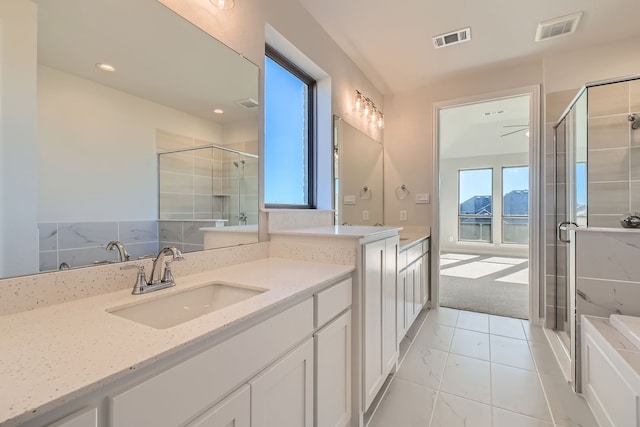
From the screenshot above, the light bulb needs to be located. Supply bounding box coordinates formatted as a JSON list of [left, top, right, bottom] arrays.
[[353, 92, 363, 112], [377, 113, 384, 129], [210, 0, 235, 9]]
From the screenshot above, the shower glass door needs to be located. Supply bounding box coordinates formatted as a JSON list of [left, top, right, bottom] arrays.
[[554, 89, 587, 386]]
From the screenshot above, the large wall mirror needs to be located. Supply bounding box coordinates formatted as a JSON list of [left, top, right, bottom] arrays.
[[0, 0, 259, 279], [333, 116, 384, 226]]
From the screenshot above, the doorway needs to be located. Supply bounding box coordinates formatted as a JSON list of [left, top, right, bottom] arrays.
[[432, 87, 541, 321]]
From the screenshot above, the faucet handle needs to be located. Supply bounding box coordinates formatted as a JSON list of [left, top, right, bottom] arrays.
[[162, 261, 176, 283], [120, 265, 148, 294]]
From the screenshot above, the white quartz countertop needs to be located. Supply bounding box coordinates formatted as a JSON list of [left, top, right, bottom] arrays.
[[0, 258, 354, 427], [270, 225, 401, 243]]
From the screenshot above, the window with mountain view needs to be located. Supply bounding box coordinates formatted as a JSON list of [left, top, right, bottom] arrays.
[[458, 168, 492, 242], [502, 166, 529, 244]]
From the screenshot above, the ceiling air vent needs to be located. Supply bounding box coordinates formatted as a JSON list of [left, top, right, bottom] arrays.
[[432, 27, 471, 49], [535, 12, 583, 42], [235, 97, 259, 109]]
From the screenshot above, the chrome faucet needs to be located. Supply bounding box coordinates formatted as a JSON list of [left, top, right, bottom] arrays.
[[106, 240, 130, 262], [149, 246, 184, 284], [124, 247, 185, 295]]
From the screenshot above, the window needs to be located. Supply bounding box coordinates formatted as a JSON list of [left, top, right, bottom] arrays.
[[502, 166, 529, 244], [458, 168, 492, 242], [264, 46, 315, 208]]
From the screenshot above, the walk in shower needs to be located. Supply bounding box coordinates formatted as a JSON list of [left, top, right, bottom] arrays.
[[549, 75, 640, 390], [158, 145, 258, 226]]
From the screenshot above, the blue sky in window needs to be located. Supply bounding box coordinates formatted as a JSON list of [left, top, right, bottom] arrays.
[[459, 169, 492, 202], [503, 166, 529, 195], [264, 56, 308, 205]]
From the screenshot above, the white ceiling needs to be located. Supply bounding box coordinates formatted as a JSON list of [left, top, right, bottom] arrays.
[[298, 0, 640, 94], [439, 95, 531, 159]]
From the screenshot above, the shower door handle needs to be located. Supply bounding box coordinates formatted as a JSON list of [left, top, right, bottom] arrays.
[[557, 221, 578, 243]]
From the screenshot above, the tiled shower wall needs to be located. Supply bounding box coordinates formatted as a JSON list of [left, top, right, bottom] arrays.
[[586, 80, 640, 227], [38, 220, 158, 272]]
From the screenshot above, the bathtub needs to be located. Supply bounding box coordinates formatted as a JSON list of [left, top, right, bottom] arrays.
[[581, 315, 640, 427]]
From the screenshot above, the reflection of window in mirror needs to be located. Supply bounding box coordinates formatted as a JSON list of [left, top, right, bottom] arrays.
[[264, 46, 316, 208]]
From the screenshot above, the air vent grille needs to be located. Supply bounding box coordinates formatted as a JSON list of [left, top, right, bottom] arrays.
[[432, 27, 471, 49], [235, 98, 259, 109], [535, 12, 583, 42]]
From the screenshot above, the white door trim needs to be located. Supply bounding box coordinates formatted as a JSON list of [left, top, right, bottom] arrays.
[[431, 85, 542, 325]]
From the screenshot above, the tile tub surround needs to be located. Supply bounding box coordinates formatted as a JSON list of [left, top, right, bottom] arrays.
[[0, 257, 354, 426], [38, 220, 159, 272], [582, 315, 640, 427], [0, 242, 269, 316]]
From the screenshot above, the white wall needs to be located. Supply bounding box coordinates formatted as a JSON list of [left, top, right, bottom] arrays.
[[383, 60, 543, 228], [0, 0, 39, 277], [38, 65, 224, 222], [440, 153, 529, 257]]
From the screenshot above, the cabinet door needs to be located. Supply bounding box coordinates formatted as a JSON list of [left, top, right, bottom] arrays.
[[397, 268, 407, 344], [421, 252, 430, 306], [316, 310, 352, 427], [383, 238, 398, 374], [187, 385, 250, 427], [405, 262, 415, 329], [47, 407, 97, 427], [363, 239, 385, 409], [413, 257, 424, 316], [250, 339, 314, 427]]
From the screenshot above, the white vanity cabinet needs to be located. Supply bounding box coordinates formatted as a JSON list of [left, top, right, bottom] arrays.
[[45, 408, 97, 427], [24, 276, 353, 427], [187, 385, 250, 427], [250, 339, 314, 427], [362, 236, 398, 410], [315, 279, 352, 427], [397, 237, 430, 343]]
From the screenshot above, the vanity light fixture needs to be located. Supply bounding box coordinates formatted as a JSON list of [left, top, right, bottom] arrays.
[[95, 63, 116, 72], [353, 90, 384, 129], [210, 0, 235, 10]]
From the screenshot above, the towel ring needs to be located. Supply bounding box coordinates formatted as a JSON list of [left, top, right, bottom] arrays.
[[360, 186, 372, 200], [395, 184, 409, 200]]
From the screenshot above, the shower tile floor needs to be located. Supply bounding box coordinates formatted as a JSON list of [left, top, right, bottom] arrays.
[[368, 307, 598, 427]]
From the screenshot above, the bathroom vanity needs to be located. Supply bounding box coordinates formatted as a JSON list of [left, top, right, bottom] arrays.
[[0, 258, 354, 427]]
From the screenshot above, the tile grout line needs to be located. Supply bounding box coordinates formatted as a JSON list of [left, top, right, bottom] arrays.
[[426, 309, 458, 427]]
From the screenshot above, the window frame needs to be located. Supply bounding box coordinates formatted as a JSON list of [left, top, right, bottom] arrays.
[[457, 167, 493, 243], [501, 165, 529, 245], [264, 45, 316, 209]]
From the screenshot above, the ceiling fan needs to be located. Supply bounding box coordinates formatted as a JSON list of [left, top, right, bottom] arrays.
[[501, 124, 529, 137]]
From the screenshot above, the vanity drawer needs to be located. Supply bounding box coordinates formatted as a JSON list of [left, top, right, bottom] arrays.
[[110, 298, 314, 427], [315, 278, 352, 328]]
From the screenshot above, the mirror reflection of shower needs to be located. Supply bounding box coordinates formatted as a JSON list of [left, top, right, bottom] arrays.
[[158, 145, 258, 227], [233, 159, 248, 225]]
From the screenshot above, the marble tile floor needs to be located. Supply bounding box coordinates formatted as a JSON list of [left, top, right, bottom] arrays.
[[368, 307, 599, 427]]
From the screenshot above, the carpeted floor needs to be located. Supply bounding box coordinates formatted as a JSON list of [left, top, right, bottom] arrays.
[[439, 253, 529, 319]]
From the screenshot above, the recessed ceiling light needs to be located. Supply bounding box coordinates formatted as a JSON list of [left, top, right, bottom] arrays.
[[213, 109, 224, 114], [95, 63, 116, 72]]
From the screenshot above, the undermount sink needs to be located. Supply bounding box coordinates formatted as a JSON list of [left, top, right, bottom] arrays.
[[108, 282, 267, 329]]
